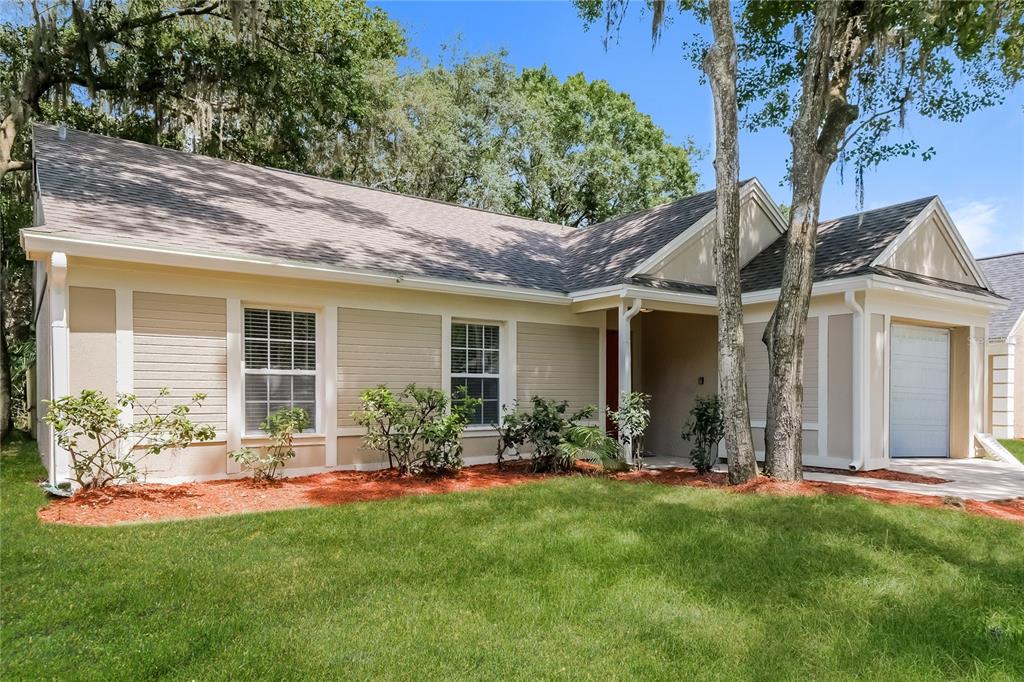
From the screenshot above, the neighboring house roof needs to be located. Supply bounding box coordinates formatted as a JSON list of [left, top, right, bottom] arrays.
[[26, 124, 1000, 302], [978, 251, 1024, 340]]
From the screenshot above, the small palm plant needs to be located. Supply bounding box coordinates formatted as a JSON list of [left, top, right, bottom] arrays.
[[558, 425, 624, 472]]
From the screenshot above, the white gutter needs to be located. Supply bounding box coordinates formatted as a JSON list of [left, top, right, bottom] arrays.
[[844, 291, 866, 471], [20, 231, 572, 306]]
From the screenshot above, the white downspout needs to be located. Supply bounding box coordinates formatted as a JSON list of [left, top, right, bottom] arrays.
[[844, 291, 865, 471], [618, 297, 643, 462]]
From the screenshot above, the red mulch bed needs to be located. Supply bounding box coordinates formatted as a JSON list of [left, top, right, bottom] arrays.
[[38, 463, 1024, 526], [38, 462, 551, 527], [803, 466, 949, 485]]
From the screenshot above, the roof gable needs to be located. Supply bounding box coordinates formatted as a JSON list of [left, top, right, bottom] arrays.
[[631, 182, 785, 287], [872, 199, 987, 290]]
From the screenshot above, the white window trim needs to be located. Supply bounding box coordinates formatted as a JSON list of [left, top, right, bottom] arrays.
[[242, 305, 321, 436], [449, 318, 505, 429]]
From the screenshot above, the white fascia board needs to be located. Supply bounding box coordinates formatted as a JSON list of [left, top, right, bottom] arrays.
[[20, 231, 573, 306], [621, 286, 717, 307], [740, 276, 869, 304], [868, 273, 1008, 309], [745, 179, 788, 234]]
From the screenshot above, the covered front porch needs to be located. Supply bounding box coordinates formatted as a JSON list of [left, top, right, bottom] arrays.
[[579, 284, 990, 471]]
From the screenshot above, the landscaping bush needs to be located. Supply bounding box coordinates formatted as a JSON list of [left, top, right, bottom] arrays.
[[494, 397, 620, 472], [355, 384, 480, 475], [43, 388, 216, 489], [608, 391, 651, 469], [229, 407, 310, 482], [680, 395, 724, 475]]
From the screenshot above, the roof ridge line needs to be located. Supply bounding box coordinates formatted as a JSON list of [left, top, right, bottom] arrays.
[[35, 122, 570, 234], [977, 249, 1024, 261]]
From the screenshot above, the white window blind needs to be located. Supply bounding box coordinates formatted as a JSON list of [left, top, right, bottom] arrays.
[[450, 322, 500, 426], [243, 308, 316, 433]]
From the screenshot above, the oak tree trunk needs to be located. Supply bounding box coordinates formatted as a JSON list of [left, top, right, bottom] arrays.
[[763, 3, 862, 480], [704, 0, 757, 484]]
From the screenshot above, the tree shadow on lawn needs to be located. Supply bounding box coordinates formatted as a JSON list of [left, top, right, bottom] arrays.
[[438, 480, 1024, 677]]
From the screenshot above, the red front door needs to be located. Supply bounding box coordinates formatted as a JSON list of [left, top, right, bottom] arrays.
[[606, 329, 618, 435]]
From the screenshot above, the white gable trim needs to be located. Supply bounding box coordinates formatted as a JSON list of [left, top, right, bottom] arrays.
[[870, 197, 992, 290], [625, 179, 786, 280]]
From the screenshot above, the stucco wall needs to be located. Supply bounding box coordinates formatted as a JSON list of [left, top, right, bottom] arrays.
[[517, 322, 600, 413], [884, 215, 974, 285], [650, 198, 780, 285], [69, 286, 116, 399], [1016, 329, 1024, 438], [638, 311, 718, 457]]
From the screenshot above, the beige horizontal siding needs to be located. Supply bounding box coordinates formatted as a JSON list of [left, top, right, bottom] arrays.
[[744, 318, 818, 423], [517, 322, 600, 413], [133, 292, 227, 430], [338, 308, 442, 427]]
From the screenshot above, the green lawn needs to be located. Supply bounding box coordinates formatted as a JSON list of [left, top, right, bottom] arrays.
[[3, 437, 1024, 681], [999, 438, 1024, 464]]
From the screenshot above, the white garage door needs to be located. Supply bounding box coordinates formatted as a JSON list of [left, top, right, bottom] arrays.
[[889, 325, 949, 458]]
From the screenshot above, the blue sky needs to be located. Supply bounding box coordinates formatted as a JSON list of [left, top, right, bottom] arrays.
[[377, 0, 1024, 258]]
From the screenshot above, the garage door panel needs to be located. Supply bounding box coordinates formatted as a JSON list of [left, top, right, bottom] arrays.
[[890, 325, 949, 458]]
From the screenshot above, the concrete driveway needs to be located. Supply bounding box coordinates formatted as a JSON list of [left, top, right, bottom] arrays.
[[805, 458, 1024, 502]]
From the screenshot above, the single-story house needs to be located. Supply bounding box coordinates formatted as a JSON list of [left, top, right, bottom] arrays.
[[23, 125, 1007, 484], [979, 251, 1024, 439]]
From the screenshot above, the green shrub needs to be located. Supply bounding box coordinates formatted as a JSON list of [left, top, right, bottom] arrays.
[[43, 388, 216, 489], [608, 391, 651, 468], [495, 397, 619, 472], [229, 407, 310, 482], [355, 384, 480, 475], [680, 395, 724, 475]]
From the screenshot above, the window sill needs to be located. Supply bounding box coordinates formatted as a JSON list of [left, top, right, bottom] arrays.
[[463, 427, 499, 437]]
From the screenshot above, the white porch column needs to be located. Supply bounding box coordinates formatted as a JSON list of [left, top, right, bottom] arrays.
[[969, 326, 987, 454], [48, 252, 70, 485], [989, 341, 1015, 439], [844, 292, 866, 470], [322, 306, 338, 467], [226, 298, 243, 473], [617, 298, 642, 461]]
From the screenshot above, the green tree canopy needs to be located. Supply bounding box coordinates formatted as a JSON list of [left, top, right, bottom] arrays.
[[332, 50, 698, 226]]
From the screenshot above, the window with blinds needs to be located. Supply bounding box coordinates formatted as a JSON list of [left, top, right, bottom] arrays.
[[243, 308, 316, 433], [450, 322, 500, 426]]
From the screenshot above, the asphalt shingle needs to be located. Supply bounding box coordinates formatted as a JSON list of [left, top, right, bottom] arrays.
[[978, 252, 1024, 339]]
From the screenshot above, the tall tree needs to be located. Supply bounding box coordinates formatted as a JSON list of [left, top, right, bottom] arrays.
[[695, 0, 758, 483], [580, 0, 1023, 480], [578, 0, 758, 482], [331, 50, 698, 226], [741, 1, 1024, 479], [0, 0, 406, 438]]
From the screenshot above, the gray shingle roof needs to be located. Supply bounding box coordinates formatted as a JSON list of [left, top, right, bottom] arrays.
[[978, 252, 1024, 339], [31, 125, 571, 292], [738, 197, 937, 292], [28, 125, 997, 305], [30, 124, 730, 294]]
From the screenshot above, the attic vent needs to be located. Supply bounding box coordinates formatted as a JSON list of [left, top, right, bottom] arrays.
[[57, 125, 66, 140]]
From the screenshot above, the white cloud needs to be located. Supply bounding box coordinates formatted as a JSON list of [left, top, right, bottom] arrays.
[[949, 200, 1000, 256]]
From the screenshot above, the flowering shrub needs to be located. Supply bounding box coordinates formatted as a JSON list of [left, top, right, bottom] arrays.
[[229, 407, 310, 482]]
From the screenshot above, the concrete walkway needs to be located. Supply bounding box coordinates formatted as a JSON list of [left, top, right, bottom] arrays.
[[806, 458, 1024, 502], [644, 455, 1024, 502]]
